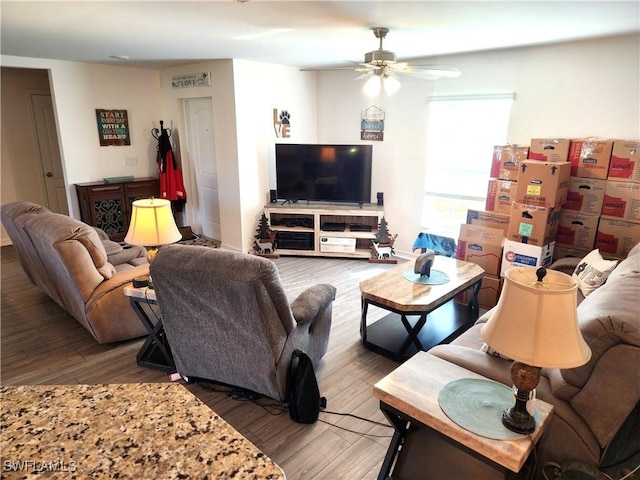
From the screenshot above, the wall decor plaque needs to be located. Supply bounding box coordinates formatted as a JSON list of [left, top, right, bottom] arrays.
[[96, 109, 130, 146]]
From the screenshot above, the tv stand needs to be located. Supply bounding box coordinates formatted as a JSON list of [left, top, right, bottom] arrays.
[[264, 203, 384, 259]]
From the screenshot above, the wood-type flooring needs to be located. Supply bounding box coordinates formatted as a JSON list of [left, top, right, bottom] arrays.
[[1, 245, 404, 480]]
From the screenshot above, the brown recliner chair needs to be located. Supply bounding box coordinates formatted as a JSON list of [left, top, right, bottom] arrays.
[[150, 244, 336, 401]]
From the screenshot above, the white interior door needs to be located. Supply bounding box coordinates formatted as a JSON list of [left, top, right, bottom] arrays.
[[31, 93, 68, 215], [185, 97, 220, 241]]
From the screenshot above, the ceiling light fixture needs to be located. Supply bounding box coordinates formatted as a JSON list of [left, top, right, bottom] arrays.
[[363, 67, 401, 96]]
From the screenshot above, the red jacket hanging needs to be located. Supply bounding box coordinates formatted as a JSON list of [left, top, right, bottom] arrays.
[[156, 125, 187, 206]]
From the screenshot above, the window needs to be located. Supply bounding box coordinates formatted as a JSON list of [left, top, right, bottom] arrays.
[[422, 94, 514, 238]]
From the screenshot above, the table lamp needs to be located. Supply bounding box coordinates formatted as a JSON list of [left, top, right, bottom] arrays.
[[125, 198, 182, 285], [480, 266, 591, 434]]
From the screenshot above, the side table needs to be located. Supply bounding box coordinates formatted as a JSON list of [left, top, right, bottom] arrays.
[[124, 285, 175, 373], [373, 352, 554, 480]]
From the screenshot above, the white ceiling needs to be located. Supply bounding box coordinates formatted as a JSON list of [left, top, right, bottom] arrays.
[[2, 1, 639, 70]]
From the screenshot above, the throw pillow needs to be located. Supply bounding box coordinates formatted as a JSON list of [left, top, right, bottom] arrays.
[[572, 249, 618, 297]]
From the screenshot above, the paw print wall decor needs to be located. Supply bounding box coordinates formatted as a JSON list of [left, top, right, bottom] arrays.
[[273, 108, 291, 138]]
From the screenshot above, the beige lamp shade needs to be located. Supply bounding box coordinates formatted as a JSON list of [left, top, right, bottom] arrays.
[[125, 198, 182, 247], [480, 267, 591, 369]]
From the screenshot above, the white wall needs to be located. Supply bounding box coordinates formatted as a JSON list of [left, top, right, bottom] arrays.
[[160, 59, 317, 252], [4, 34, 637, 256], [1, 56, 164, 218], [316, 34, 640, 257]]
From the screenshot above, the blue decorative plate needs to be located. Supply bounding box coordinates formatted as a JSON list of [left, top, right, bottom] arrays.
[[438, 378, 538, 440]]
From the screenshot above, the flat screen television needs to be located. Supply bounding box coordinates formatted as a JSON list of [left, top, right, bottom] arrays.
[[275, 144, 373, 204]]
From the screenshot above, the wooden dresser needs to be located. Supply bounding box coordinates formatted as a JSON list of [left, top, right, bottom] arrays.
[[75, 177, 159, 241]]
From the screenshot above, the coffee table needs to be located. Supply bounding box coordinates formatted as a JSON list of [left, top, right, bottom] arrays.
[[360, 255, 484, 361]]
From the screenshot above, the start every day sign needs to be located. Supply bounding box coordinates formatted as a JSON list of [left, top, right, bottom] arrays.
[[96, 109, 130, 146]]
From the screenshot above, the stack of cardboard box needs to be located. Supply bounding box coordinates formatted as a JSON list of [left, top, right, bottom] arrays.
[[553, 139, 640, 260], [459, 140, 572, 309], [501, 139, 571, 274], [554, 139, 613, 259], [456, 138, 639, 310], [596, 141, 640, 259]]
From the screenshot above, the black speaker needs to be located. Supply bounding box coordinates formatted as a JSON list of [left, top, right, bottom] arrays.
[[377, 192, 384, 206], [270, 189, 277, 203]]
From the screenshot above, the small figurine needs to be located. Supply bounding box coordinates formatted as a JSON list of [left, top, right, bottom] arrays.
[[369, 217, 397, 264], [253, 213, 278, 258], [414, 249, 436, 277]]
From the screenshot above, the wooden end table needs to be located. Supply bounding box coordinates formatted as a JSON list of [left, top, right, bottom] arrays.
[[360, 256, 484, 361], [373, 352, 554, 480], [124, 285, 175, 372]]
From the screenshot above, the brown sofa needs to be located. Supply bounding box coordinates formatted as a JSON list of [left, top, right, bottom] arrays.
[[429, 242, 640, 475], [1, 201, 150, 343]]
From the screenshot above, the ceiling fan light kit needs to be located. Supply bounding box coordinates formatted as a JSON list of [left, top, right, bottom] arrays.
[[359, 26, 460, 96]]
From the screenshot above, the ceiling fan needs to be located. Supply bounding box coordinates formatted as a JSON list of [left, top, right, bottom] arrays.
[[311, 27, 461, 95]]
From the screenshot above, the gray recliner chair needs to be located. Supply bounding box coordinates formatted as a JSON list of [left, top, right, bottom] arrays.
[[150, 244, 336, 401]]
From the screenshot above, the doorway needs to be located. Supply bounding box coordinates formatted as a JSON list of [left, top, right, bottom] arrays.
[[1, 67, 68, 245], [31, 93, 68, 215], [184, 97, 221, 241]]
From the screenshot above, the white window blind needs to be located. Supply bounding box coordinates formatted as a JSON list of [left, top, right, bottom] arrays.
[[422, 94, 514, 238]]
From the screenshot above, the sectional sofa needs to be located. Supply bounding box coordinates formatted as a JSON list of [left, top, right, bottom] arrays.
[[1, 201, 150, 343], [429, 242, 640, 474]]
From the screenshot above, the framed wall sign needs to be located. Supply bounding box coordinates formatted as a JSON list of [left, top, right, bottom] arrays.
[[96, 109, 130, 146]]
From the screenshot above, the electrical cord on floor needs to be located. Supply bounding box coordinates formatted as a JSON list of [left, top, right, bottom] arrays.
[[197, 381, 394, 438], [320, 409, 393, 429], [198, 381, 288, 416], [316, 417, 394, 439]]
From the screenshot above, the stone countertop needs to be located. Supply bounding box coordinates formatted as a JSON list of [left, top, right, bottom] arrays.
[[1, 383, 286, 479]]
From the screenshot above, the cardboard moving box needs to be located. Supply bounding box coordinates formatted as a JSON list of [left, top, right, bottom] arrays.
[[568, 139, 615, 179], [553, 245, 591, 262], [485, 179, 517, 215], [457, 224, 504, 277], [608, 140, 640, 183], [556, 211, 600, 250], [515, 161, 571, 207], [564, 177, 606, 215], [490, 145, 529, 180], [595, 218, 640, 259], [462, 275, 502, 310], [528, 138, 571, 163], [466, 209, 510, 237], [601, 180, 640, 222], [501, 240, 555, 276], [507, 202, 561, 247]]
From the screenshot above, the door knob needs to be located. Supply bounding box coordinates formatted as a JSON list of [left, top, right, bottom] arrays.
[[46, 172, 53, 177]]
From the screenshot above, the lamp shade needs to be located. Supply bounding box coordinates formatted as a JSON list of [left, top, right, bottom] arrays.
[[480, 267, 591, 368], [363, 75, 382, 96], [383, 75, 401, 95], [125, 198, 182, 247]]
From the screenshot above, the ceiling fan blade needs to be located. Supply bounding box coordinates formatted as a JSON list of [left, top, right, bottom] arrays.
[[387, 62, 409, 73], [354, 72, 373, 80], [403, 65, 462, 78], [300, 66, 356, 72]]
